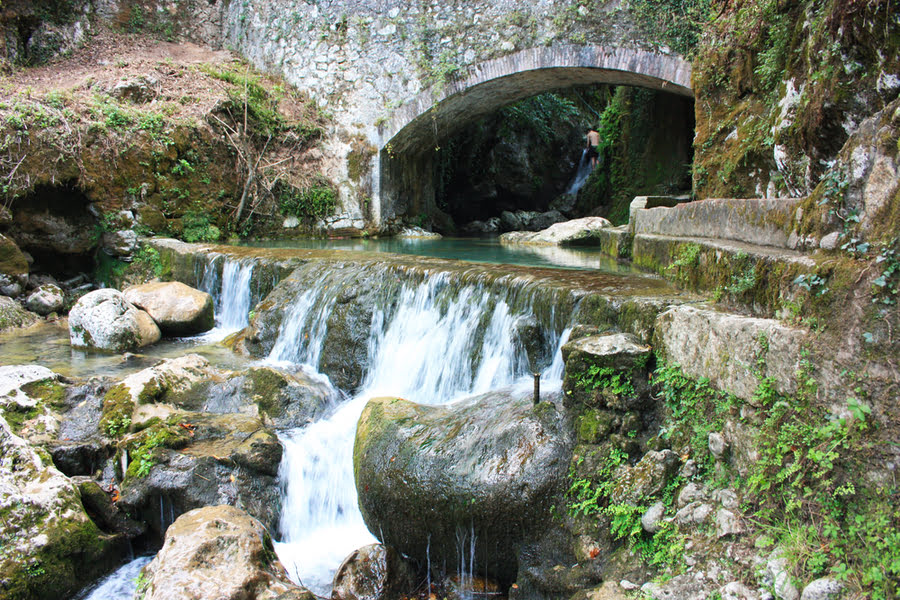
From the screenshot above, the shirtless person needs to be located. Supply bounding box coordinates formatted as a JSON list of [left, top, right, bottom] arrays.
[[586, 128, 600, 167]]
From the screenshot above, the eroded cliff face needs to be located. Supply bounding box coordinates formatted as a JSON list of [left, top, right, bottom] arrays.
[[691, 0, 899, 201]]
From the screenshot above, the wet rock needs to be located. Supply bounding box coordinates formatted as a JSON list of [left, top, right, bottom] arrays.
[[0, 295, 38, 331], [25, 283, 65, 315], [461, 217, 500, 234], [69, 289, 161, 352], [800, 578, 843, 600], [184, 365, 335, 428], [0, 416, 119, 599], [610, 450, 679, 505], [561, 333, 652, 410], [641, 501, 666, 533], [396, 226, 442, 239], [101, 229, 138, 258], [237, 263, 391, 392], [0, 364, 63, 441], [500, 209, 540, 232], [77, 479, 145, 538], [354, 391, 572, 585], [116, 412, 284, 534], [124, 281, 215, 336], [499, 216, 612, 245], [332, 543, 416, 600], [138, 505, 313, 600]]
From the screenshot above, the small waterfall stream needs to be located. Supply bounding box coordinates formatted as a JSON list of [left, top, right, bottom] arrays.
[[198, 256, 255, 340], [270, 270, 573, 594], [566, 148, 593, 195]]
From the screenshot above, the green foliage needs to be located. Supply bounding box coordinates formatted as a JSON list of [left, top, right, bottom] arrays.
[[574, 365, 635, 397], [793, 273, 829, 297], [496, 93, 579, 145], [653, 362, 736, 471], [277, 183, 336, 220], [626, 0, 712, 56], [123, 424, 189, 480], [872, 238, 900, 305], [182, 211, 221, 243]]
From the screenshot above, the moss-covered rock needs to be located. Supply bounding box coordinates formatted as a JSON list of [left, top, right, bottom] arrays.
[[354, 392, 572, 586], [0, 234, 28, 278], [561, 333, 651, 410], [0, 296, 38, 332], [0, 416, 118, 600]]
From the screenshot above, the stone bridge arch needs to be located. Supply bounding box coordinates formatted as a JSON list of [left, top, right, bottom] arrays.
[[373, 44, 693, 229]]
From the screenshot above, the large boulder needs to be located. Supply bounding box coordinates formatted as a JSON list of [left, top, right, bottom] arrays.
[[354, 391, 572, 585], [0, 416, 119, 600], [68, 289, 161, 352], [25, 284, 65, 316], [499, 217, 612, 246], [124, 281, 214, 336], [137, 505, 314, 600]]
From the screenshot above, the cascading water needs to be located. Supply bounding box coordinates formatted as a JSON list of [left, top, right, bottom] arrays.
[[272, 270, 573, 594], [566, 148, 593, 195], [198, 256, 255, 340], [76, 556, 151, 600]]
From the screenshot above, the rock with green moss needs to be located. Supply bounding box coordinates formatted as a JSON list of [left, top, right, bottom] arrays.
[[116, 412, 283, 534], [25, 284, 65, 316], [137, 505, 314, 600], [178, 365, 336, 428], [561, 333, 651, 410], [68, 289, 161, 352], [0, 296, 38, 331], [0, 234, 28, 296], [0, 365, 63, 440], [123, 282, 214, 336], [354, 391, 572, 586], [0, 416, 119, 600]]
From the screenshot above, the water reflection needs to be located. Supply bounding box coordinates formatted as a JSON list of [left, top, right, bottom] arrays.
[[240, 236, 636, 273]]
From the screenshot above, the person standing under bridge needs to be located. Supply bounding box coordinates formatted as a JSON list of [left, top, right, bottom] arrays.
[[586, 128, 600, 168]]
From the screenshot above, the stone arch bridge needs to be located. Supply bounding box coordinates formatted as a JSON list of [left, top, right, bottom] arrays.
[[215, 0, 693, 231]]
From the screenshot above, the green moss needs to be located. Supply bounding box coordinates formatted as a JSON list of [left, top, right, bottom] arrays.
[[136, 377, 166, 405], [0, 235, 28, 276], [577, 409, 616, 444], [2, 404, 42, 434], [121, 422, 191, 481], [244, 368, 287, 418], [1, 513, 110, 600], [20, 380, 66, 410], [99, 384, 134, 438]]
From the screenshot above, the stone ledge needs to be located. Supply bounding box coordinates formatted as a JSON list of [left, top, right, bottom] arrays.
[[653, 304, 806, 402], [631, 198, 802, 249]]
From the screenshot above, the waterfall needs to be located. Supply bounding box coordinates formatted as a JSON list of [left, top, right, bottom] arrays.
[[272, 270, 573, 594], [197, 256, 255, 340], [566, 148, 593, 195]]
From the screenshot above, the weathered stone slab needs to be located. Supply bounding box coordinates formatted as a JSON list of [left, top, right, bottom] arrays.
[[632, 198, 801, 249], [653, 305, 805, 401]]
